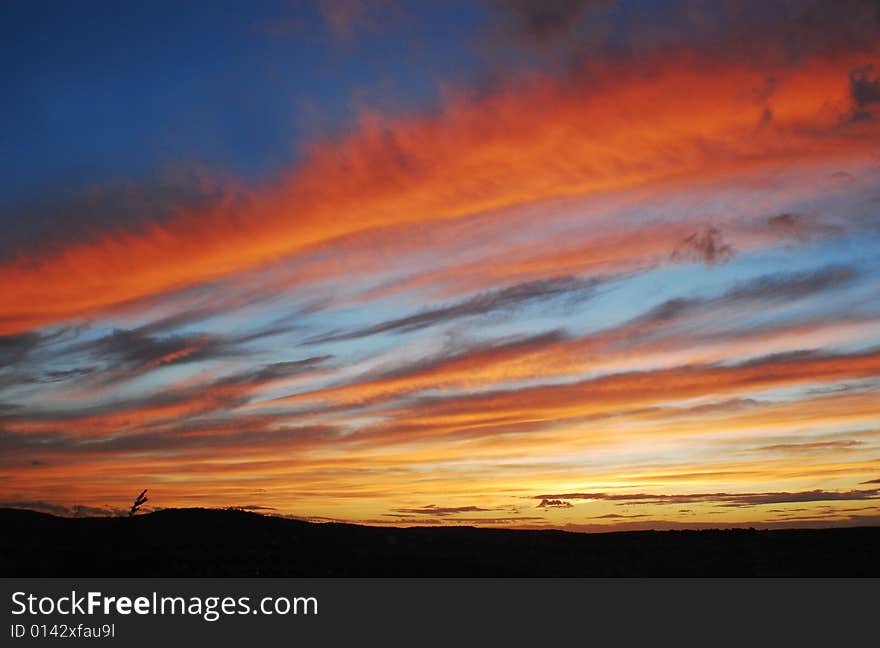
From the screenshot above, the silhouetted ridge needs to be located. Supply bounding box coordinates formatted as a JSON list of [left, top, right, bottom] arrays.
[[1, 508, 878, 577]]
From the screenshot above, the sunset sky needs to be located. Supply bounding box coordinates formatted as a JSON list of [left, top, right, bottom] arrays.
[[2, 0, 880, 531]]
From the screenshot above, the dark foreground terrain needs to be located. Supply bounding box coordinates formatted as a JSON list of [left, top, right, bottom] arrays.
[[2, 508, 878, 576]]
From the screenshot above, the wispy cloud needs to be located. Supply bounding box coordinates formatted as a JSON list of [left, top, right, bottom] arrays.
[[671, 227, 735, 266], [306, 276, 600, 343], [2, 42, 877, 334], [533, 489, 880, 508], [388, 504, 497, 517]]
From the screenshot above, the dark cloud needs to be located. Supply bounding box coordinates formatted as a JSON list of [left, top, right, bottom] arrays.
[[805, 380, 880, 397], [483, 0, 880, 82], [0, 169, 241, 264], [0, 354, 333, 443], [373, 514, 546, 526], [765, 213, 844, 242], [590, 513, 648, 519], [0, 332, 43, 366], [666, 398, 761, 416], [298, 264, 863, 426], [862, 478, 880, 484], [486, 0, 610, 46], [734, 348, 824, 368], [0, 300, 315, 395], [442, 516, 546, 524], [0, 500, 70, 516], [389, 505, 496, 517], [828, 170, 857, 185], [73, 321, 305, 387], [768, 213, 802, 228], [227, 505, 278, 512], [71, 505, 120, 518], [560, 511, 880, 533], [371, 330, 565, 382], [105, 281, 314, 344], [0, 388, 220, 429], [39, 367, 97, 383], [130, 306, 234, 338], [14, 311, 310, 392], [850, 64, 880, 120], [642, 265, 858, 325], [751, 440, 863, 454], [215, 356, 333, 387], [0, 328, 91, 388], [671, 226, 734, 266], [85, 328, 233, 373], [536, 498, 573, 508], [728, 265, 857, 300], [640, 1, 880, 62], [0, 501, 123, 517], [533, 489, 880, 508], [306, 276, 600, 344]]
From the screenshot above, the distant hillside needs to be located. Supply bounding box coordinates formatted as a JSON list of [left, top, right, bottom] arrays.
[[2, 508, 879, 577]]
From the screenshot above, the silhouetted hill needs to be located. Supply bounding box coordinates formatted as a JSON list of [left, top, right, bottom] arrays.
[[2, 507, 878, 576]]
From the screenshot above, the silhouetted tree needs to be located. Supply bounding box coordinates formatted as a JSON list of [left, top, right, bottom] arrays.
[[129, 489, 148, 517]]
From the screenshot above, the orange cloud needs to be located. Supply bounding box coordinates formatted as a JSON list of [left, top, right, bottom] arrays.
[[354, 349, 880, 440], [2, 48, 878, 334]]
